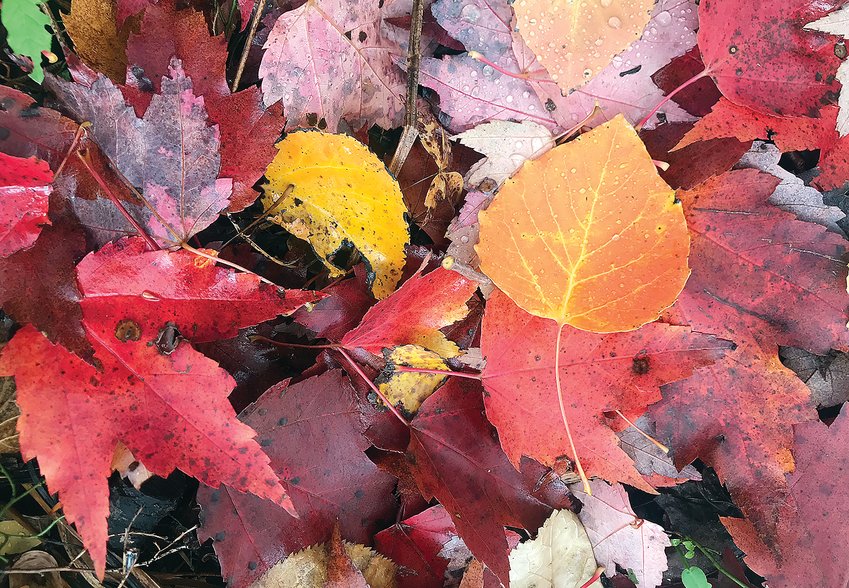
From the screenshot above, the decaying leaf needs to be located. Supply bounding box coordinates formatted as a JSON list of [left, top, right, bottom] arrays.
[[378, 345, 448, 414], [63, 0, 130, 82], [509, 509, 601, 588], [263, 131, 409, 299], [477, 115, 690, 332]]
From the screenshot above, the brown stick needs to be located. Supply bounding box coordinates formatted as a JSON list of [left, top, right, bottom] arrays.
[[231, 0, 269, 93], [388, 0, 425, 175]]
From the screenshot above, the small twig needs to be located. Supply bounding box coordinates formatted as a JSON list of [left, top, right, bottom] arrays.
[[389, 0, 426, 175], [231, 0, 269, 92], [336, 348, 410, 426]]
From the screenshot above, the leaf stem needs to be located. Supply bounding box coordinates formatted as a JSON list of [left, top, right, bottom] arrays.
[[231, 0, 268, 93], [614, 409, 669, 453], [392, 366, 482, 379], [336, 348, 410, 427], [635, 68, 711, 130], [76, 150, 160, 251], [467, 51, 548, 81], [556, 322, 590, 495], [179, 242, 278, 286], [579, 566, 605, 588]]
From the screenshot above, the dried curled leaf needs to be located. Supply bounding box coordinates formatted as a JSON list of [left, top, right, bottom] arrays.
[[477, 115, 690, 332], [263, 132, 409, 299]]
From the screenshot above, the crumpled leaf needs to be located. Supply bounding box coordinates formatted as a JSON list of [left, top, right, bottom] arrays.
[[698, 0, 844, 117], [417, 112, 464, 209], [341, 266, 477, 357], [0, 152, 51, 258], [720, 409, 849, 588], [445, 190, 494, 267], [263, 131, 408, 299], [49, 58, 232, 247], [453, 121, 554, 189], [508, 509, 601, 588], [737, 142, 844, 235], [512, 0, 653, 93], [1, 0, 52, 82], [571, 480, 670, 588], [197, 370, 398, 588], [251, 525, 396, 588], [477, 115, 690, 332], [377, 345, 448, 414], [480, 290, 731, 489], [260, 0, 405, 131]]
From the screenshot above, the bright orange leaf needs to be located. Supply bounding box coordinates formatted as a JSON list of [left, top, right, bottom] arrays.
[[476, 114, 691, 334], [513, 0, 654, 93]]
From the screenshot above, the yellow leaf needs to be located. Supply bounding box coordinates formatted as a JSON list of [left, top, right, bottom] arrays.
[[476, 115, 690, 333], [263, 132, 409, 298], [378, 345, 448, 414], [514, 0, 653, 93], [63, 0, 131, 83]]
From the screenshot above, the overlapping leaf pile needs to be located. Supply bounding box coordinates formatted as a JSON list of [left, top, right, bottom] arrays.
[[1, 0, 849, 586]]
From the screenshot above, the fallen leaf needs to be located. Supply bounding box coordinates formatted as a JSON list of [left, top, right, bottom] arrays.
[[512, 0, 653, 93], [418, 114, 464, 209], [125, 3, 283, 211], [0, 237, 322, 577], [446, 190, 494, 267], [651, 45, 723, 117], [253, 526, 396, 588], [375, 505, 466, 588], [407, 376, 578, 584], [673, 98, 838, 153], [63, 0, 129, 82], [651, 343, 815, 552], [668, 169, 849, 353], [0, 152, 51, 258], [480, 290, 730, 488], [806, 7, 849, 136], [509, 509, 601, 588], [698, 0, 843, 116], [263, 131, 409, 299], [571, 480, 670, 588], [618, 416, 701, 486], [454, 121, 555, 189], [197, 370, 398, 588], [640, 122, 751, 190], [721, 408, 849, 588], [341, 266, 477, 357], [780, 347, 849, 408], [477, 115, 690, 332], [293, 265, 374, 341], [260, 0, 405, 131], [49, 58, 232, 247], [737, 142, 844, 235], [378, 345, 448, 414]]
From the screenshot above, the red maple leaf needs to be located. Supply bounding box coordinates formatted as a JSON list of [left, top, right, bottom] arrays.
[[721, 408, 849, 587], [480, 290, 731, 490], [0, 237, 322, 577], [698, 0, 844, 117], [0, 152, 52, 257], [406, 376, 572, 584], [198, 370, 398, 588]]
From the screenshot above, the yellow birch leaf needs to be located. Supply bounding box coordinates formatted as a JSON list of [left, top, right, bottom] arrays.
[[476, 115, 690, 333], [263, 132, 409, 299]]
